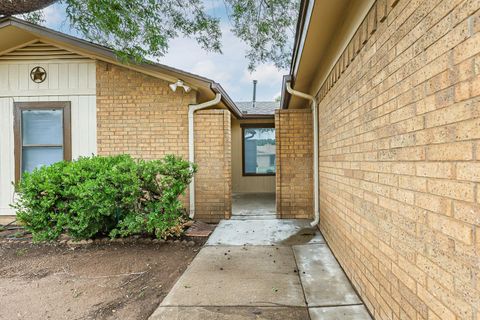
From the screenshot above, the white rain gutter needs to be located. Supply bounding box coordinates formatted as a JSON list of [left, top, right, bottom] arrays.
[[292, 0, 315, 78], [188, 93, 222, 219], [286, 82, 319, 227]]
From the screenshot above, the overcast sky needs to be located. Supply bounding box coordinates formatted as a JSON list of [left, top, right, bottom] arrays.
[[40, 1, 288, 102]]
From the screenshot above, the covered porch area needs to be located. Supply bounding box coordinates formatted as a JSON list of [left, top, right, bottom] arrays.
[[231, 192, 276, 219], [229, 103, 315, 221]]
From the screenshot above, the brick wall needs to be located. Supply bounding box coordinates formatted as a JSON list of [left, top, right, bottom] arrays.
[[316, 0, 480, 319], [96, 61, 194, 159], [275, 109, 313, 219], [194, 110, 232, 222], [96, 62, 231, 221]]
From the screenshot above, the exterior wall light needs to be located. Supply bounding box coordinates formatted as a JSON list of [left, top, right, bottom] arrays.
[[169, 80, 191, 93]]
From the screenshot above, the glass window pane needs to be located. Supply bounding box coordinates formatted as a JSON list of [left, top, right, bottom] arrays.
[[22, 147, 63, 173], [243, 128, 276, 174], [22, 109, 63, 145]]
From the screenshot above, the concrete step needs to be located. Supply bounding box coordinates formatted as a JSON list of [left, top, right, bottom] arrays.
[[206, 219, 325, 246]]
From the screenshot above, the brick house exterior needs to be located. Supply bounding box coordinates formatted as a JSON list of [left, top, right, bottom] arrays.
[[281, 0, 480, 318], [0, 17, 259, 224], [1, 2, 479, 318], [95, 62, 233, 221]]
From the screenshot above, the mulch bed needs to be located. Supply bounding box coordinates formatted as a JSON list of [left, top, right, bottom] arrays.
[[0, 220, 213, 246], [0, 222, 213, 320]]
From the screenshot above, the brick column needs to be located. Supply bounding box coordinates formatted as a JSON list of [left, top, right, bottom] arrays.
[[194, 109, 232, 222], [275, 109, 313, 219]]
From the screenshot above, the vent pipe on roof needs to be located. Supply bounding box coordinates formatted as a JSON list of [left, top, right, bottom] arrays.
[[252, 80, 257, 108]]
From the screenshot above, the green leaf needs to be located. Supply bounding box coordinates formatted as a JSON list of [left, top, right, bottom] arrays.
[[17, 0, 299, 70]]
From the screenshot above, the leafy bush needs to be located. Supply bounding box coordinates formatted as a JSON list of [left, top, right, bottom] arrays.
[[13, 154, 196, 242]]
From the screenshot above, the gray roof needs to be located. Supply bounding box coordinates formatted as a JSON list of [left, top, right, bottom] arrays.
[[235, 101, 279, 115]]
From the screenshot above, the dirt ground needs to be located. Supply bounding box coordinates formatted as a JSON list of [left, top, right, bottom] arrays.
[[0, 240, 204, 320]]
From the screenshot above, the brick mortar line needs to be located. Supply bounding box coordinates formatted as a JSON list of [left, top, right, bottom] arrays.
[[320, 23, 478, 124], [319, 172, 477, 205], [318, 110, 480, 152], [317, 94, 480, 145], [318, 199, 471, 281], [319, 169, 477, 188]]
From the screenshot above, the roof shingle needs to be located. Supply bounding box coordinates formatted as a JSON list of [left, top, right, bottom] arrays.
[[235, 101, 279, 115]]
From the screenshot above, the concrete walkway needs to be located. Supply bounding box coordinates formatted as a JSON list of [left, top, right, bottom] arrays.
[[231, 193, 276, 220], [150, 219, 372, 320]]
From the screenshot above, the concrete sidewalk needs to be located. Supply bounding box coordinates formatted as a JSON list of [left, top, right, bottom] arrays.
[[150, 220, 372, 320]]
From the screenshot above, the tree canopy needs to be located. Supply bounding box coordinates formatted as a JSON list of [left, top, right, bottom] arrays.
[[5, 0, 300, 70]]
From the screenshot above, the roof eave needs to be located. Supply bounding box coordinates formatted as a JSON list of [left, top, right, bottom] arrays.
[[289, 0, 311, 78], [1, 17, 215, 85], [210, 82, 244, 119], [281, 0, 311, 110], [0, 16, 247, 117], [280, 74, 293, 109], [241, 114, 275, 120]]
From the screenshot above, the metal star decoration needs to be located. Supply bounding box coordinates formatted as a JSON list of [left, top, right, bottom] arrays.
[[30, 66, 47, 83]]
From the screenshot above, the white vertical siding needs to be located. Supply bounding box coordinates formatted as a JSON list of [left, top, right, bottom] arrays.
[[0, 61, 95, 97], [0, 59, 96, 216], [0, 98, 15, 215]]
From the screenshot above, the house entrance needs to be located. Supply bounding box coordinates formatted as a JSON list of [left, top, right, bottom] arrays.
[[231, 192, 275, 219], [230, 119, 276, 219]]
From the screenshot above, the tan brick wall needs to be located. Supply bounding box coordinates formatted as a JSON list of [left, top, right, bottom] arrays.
[[315, 0, 480, 319], [96, 62, 231, 221], [96, 61, 195, 159], [275, 109, 313, 219], [194, 110, 232, 222]]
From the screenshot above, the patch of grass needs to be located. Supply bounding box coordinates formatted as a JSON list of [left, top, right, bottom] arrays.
[[15, 248, 28, 256], [138, 288, 146, 299], [11, 231, 24, 238], [0, 226, 5, 232]]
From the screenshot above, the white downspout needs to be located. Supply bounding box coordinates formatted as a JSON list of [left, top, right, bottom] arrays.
[[286, 82, 319, 227], [188, 93, 222, 219]]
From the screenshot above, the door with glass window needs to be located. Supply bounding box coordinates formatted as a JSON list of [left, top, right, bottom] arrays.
[[14, 101, 71, 181]]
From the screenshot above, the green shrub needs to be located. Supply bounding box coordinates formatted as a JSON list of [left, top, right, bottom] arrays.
[[13, 154, 196, 242]]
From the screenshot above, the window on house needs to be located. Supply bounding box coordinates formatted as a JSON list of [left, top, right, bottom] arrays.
[[14, 102, 71, 181], [242, 124, 275, 176]]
